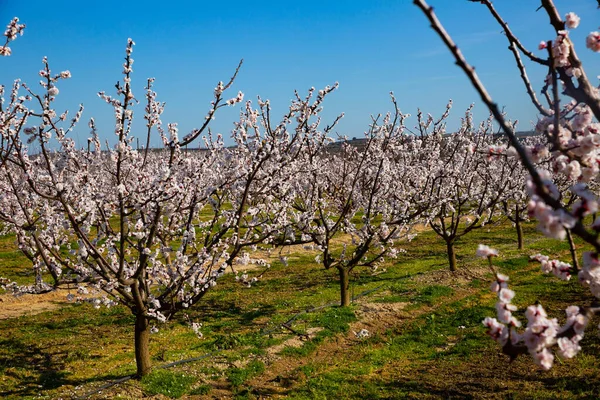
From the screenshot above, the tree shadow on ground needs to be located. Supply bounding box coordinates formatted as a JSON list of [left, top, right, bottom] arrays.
[[249, 375, 484, 399], [189, 298, 277, 326], [0, 338, 125, 398]]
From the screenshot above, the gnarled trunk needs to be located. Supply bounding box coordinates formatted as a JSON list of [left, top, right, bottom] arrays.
[[515, 215, 523, 250], [566, 229, 580, 273], [446, 239, 457, 272], [134, 313, 152, 377], [339, 267, 351, 307]]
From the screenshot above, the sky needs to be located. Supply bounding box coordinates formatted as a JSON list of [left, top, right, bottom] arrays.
[[1, 0, 599, 148]]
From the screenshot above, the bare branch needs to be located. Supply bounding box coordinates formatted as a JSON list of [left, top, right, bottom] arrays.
[[508, 42, 552, 116], [470, 0, 549, 65]]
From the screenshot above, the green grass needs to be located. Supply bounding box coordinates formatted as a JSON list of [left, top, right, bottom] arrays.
[[0, 233, 39, 285], [314, 306, 357, 334], [414, 284, 454, 305], [1, 220, 599, 399], [141, 369, 196, 398], [227, 359, 265, 387]]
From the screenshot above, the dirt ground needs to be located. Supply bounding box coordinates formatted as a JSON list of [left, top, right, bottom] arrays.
[[0, 289, 76, 319]]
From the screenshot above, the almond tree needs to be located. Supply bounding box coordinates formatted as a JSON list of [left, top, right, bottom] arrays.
[[289, 96, 431, 306], [0, 36, 337, 376], [419, 107, 514, 271]]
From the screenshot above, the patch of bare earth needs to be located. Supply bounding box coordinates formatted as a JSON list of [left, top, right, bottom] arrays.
[[0, 289, 76, 319], [352, 300, 409, 333], [265, 327, 324, 358], [413, 265, 490, 287]]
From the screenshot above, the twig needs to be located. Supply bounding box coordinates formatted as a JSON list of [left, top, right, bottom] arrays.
[[538, 0, 600, 121], [470, 0, 549, 65], [281, 323, 310, 339], [507, 41, 551, 116]]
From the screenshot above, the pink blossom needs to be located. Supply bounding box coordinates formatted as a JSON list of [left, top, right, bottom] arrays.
[[556, 337, 581, 359], [552, 31, 570, 68], [496, 302, 513, 324], [483, 317, 508, 345], [4, 17, 25, 41], [476, 244, 498, 258], [490, 273, 509, 292], [498, 288, 515, 303], [586, 32, 600, 52], [525, 304, 547, 323], [582, 251, 600, 269], [533, 348, 555, 370], [565, 12, 580, 29]]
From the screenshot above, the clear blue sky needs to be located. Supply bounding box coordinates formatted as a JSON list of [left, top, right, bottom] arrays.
[[1, 0, 599, 148]]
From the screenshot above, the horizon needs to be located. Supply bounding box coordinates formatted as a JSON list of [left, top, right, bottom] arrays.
[[1, 0, 598, 149]]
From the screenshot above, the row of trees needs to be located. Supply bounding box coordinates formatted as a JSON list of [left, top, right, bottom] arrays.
[[3, 0, 597, 376], [0, 36, 534, 375]]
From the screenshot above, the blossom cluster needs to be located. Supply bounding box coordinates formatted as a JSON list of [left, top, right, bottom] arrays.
[[482, 247, 588, 370], [530, 254, 572, 281], [0, 17, 25, 56]]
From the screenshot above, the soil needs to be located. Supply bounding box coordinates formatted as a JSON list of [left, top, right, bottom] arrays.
[[265, 327, 324, 358], [412, 264, 490, 287], [0, 289, 76, 319]]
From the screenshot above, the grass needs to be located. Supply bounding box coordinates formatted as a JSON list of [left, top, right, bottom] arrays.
[[414, 284, 454, 305], [141, 369, 196, 398], [227, 360, 265, 388], [0, 221, 599, 399]]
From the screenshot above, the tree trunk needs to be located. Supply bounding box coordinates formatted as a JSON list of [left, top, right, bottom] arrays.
[[339, 267, 351, 307], [134, 313, 152, 377], [515, 215, 523, 250], [446, 240, 457, 272], [566, 229, 580, 273]]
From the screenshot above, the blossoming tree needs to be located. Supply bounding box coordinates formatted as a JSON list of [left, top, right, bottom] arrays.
[[418, 107, 516, 271], [0, 31, 341, 376]]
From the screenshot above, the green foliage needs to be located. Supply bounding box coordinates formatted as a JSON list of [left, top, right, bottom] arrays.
[[211, 332, 246, 350], [189, 383, 212, 395], [279, 338, 322, 357]]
